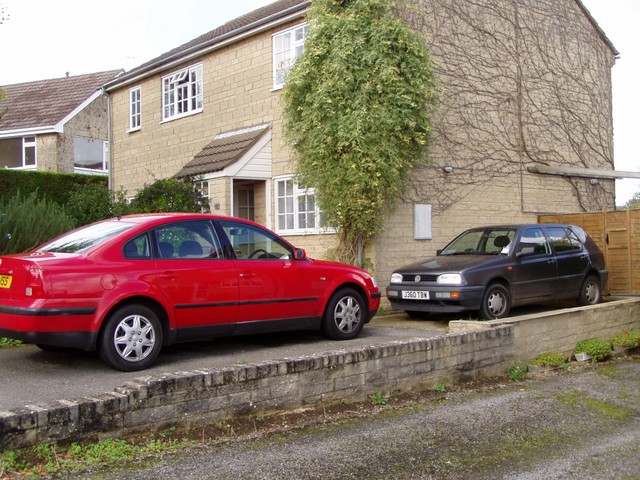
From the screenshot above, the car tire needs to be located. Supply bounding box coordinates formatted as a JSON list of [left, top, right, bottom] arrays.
[[578, 274, 601, 306], [98, 304, 163, 372], [479, 283, 511, 320], [322, 288, 365, 340]]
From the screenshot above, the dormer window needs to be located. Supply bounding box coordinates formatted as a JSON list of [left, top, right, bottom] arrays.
[[272, 24, 308, 89], [162, 64, 203, 121]]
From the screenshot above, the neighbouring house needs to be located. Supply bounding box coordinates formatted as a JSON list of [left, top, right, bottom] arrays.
[[102, 0, 618, 287], [0, 70, 122, 175]]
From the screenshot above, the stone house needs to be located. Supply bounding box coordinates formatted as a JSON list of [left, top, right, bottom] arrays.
[[0, 70, 122, 175], [102, 0, 617, 286]]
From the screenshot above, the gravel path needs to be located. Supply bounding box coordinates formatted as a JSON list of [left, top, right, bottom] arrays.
[[63, 357, 640, 480]]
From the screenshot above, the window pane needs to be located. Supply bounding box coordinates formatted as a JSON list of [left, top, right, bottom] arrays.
[[0, 138, 23, 168], [74, 137, 105, 170]]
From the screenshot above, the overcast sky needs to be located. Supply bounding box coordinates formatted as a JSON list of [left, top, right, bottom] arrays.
[[0, 0, 637, 204]]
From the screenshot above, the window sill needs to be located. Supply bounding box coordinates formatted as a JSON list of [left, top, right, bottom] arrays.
[[160, 108, 203, 124]]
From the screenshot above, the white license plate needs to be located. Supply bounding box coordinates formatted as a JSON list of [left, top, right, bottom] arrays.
[[402, 290, 430, 300]]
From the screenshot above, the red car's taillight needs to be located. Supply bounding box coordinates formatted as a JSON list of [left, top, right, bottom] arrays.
[[25, 264, 46, 298]]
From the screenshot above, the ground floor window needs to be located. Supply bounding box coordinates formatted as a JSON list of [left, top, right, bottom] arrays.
[[0, 136, 36, 169], [275, 176, 328, 234], [74, 136, 108, 171]]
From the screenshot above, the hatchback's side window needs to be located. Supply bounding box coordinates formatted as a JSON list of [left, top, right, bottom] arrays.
[[219, 220, 293, 260], [516, 228, 551, 256], [547, 227, 582, 253], [154, 221, 222, 259], [123, 234, 152, 259]]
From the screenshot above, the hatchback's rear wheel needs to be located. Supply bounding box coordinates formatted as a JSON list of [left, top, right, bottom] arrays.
[[98, 304, 163, 371], [322, 288, 365, 340], [578, 274, 601, 306], [479, 283, 511, 320]]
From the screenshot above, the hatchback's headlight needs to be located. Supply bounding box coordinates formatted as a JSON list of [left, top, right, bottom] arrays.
[[437, 273, 462, 285], [390, 273, 403, 284]]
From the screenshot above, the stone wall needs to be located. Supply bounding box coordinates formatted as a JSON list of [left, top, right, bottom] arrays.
[[0, 327, 513, 452], [450, 297, 640, 362]]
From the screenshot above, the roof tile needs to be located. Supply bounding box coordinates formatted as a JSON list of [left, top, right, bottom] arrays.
[[0, 70, 123, 132], [174, 124, 271, 178]]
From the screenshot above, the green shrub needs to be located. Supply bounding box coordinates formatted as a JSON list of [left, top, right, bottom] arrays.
[[574, 338, 611, 363], [0, 191, 76, 254], [530, 352, 567, 368], [128, 178, 209, 214], [611, 331, 640, 348], [508, 363, 527, 382], [66, 183, 114, 226]]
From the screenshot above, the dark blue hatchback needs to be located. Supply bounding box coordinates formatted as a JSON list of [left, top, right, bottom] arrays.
[[386, 224, 608, 319]]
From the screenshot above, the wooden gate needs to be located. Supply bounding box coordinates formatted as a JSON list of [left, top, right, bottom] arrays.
[[539, 210, 640, 294]]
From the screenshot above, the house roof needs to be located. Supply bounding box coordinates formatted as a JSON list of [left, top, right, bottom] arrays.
[[0, 70, 123, 135], [173, 124, 271, 178], [103, 0, 617, 93], [104, 0, 308, 91]]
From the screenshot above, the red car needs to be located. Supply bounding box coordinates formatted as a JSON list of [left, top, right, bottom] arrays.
[[0, 214, 380, 371]]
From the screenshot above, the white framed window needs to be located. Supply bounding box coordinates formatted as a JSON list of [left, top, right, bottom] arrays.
[[194, 180, 210, 213], [272, 24, 308, 89], [129, 86, 141, 131], [0, 137, 37, 169], [22, 136, 36, 167], [162, 63, 203, 121], [73, 136, 108, 172], [275, 176, 328, 234]]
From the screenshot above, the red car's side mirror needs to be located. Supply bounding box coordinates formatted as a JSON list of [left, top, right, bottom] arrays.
[[294, 248, 307, 260]]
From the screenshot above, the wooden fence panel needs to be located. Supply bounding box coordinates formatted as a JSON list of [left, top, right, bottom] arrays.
[[539, 210, 640, 295]]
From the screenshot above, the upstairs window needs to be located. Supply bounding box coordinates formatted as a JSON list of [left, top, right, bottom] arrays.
[[129, 86, 141, 131], [272, 24, 308, 89], [162, 64, 203, 121]]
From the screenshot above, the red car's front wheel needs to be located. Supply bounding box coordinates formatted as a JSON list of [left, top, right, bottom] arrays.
[[322, 288, 365, 340]]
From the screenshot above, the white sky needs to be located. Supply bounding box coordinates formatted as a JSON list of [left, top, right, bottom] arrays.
[[0, 0, 638, 204]]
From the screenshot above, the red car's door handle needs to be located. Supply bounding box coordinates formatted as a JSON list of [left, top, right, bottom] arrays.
[[239, 271, 256, 278], [159, 272, 178, 281]]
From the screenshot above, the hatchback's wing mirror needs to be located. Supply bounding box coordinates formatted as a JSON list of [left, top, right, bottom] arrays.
[[294, 248, 307, 260]]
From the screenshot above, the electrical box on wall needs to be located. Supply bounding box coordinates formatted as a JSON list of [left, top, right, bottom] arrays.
[[414, 204, 432, 240]]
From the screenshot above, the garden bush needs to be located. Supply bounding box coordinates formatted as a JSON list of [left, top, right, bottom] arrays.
[[574, 338, 611, 363], [128, 178, 209, 214], [611, 330, 640, 348], [0, 191, 76, 254], [529, 352, 567, 368]]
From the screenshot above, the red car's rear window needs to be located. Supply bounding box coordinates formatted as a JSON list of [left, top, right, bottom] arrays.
[[35, 221, 135, 254]]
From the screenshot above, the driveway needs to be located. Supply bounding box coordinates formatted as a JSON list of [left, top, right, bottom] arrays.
[[0, 313, 448, 412]]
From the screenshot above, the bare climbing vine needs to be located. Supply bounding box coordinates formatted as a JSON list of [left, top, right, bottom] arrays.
[[400, 0, 615, 212]]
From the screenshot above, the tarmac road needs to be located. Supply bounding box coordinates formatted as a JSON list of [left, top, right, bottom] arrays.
[[0, 314, 448, 412]]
